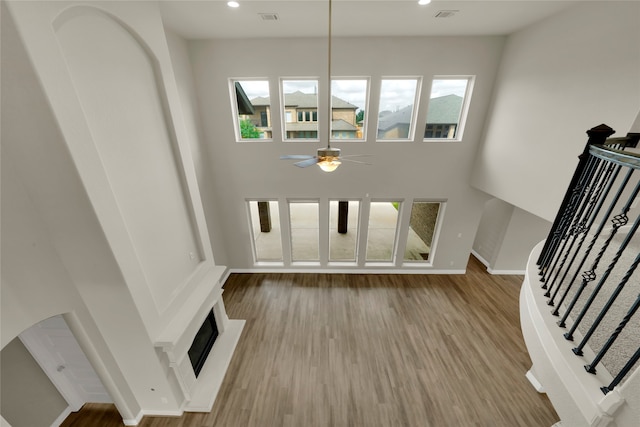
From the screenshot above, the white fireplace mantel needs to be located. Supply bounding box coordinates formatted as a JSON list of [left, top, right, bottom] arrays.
[[154, 266, 245, 411]]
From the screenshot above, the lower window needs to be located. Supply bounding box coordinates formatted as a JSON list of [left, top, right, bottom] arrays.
[[403, 201, 441, 263]]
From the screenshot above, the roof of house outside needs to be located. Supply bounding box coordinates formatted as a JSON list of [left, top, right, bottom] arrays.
[[377, 105, 414, 131], [332, 119, 358, 131], [234, 82, 255, 115], [426, 94, 463, 124], [251, 91, 358, 110], [377, 94, 463, 131]]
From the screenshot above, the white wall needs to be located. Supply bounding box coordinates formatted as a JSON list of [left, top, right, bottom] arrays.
[[1, 338, 68, 427], [472, 1, 640, 222], [492, 207, 550, 272], [473, 198, 515, 267], [190, 35, 506, 271], [165, 29, 229, 266], [2, 0, 223, 419]]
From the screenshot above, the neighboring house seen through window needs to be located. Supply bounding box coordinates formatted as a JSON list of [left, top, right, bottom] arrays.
[[424, 78, 472, 141]]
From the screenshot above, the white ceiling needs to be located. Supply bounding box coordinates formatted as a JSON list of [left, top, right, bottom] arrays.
[[160, 0, 582, 40]]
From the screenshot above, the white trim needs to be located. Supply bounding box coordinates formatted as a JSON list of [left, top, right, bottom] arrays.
[[471, 250, 525, 275], [526, 369, 545, 393], [51, 406, 73, 427], [182, 319, 245, 412], [521, 242, 622, 426], [487, 267, 526, 275], [471, 249, 491, 270], [122, 411, 144, 426], [220, 268, 232, 286], [142, 410, 183, 417], [230, 267, 467, 275]]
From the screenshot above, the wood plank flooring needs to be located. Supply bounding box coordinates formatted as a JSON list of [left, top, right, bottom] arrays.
[[62, 256, 559, 426]]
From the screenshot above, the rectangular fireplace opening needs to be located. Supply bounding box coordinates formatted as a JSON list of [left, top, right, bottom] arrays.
[[188, 309, 218, 378]]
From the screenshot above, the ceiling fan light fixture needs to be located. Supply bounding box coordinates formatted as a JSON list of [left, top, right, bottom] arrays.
[[318, 159, 341, 172], [317, 147, 341, 172]]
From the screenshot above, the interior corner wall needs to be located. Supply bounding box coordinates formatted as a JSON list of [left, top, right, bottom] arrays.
[[164, 29, 228, 266], [472, 198, 514, 267], [472, 1, 640, 222], [1, 338, 68, 427], [491, 207, 551, 272]]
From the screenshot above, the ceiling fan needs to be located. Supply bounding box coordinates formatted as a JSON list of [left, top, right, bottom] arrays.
[[281, 148, 372, 172], [280, 0, 371, 173]]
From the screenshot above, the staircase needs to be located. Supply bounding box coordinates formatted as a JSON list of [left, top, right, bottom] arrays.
[[521, 125, 640, 427]]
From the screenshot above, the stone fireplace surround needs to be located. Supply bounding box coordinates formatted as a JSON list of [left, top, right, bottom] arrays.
[[154, 266, 244, 412]]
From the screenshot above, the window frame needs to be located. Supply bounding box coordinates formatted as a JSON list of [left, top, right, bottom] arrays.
[[328, 199, 361, 264], [422, 76, 474, 143], [229, 78, 273, 142], [375, 77, 422, 143], [330, 77, 370, 143], [246, 199, 284, 264], [288, 199, 321, 263], [280, 78, 320, 143], [401, 200, 445, 266], [365, 199, 403, 264]]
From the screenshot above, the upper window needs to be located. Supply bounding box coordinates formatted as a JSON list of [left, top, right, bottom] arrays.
[[231, 80, 271, 141], [281, 79, 319, 141], [423, 77, 473, 141], [331, 79, 368, 141], [376, 78, 421, 141]]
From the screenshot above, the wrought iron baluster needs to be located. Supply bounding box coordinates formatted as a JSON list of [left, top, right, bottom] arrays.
[[541, 155, 600, 286], [545, 158, 606, 299], [564, 200, 640, 342], [601, 345, 640, 395], [573, 248, 640, 357], [554, 167, 631, 319], [585, 293, 640, 374], [548, 162, 618, 306], [538, 125, 615, 267], [560, 177, 640, 334]]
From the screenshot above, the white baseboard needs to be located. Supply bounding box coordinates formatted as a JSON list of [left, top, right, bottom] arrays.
[[51, 406, 73, 427], [220, 268, 232, 286], [471, 250, 525, 275], [122, 410, 144, 426], [526, 369, 545, 393], [228, 268, 467, 275], [470, 249, 491, 269], [487, 267, 526, 275]]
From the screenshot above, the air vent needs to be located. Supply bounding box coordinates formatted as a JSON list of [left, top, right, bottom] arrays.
[[258, 13, 279, 21], [435, 10, 458, 18]]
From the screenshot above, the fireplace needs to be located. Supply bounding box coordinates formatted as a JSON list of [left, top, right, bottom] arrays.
[[188, 310, 218, 377], [154, 272, 245, 412]]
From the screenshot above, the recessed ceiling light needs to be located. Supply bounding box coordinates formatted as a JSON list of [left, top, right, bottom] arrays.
[[418, 0, 432, 5], [227, 1, 240, 8]]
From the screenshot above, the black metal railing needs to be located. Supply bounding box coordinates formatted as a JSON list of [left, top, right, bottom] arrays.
[[537, 124, 640, 394]]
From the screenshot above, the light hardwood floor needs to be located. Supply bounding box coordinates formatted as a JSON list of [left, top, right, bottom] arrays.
[[62, 256, 559, 426]]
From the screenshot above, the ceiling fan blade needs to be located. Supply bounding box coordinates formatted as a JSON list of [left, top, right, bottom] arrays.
[[294, 157, 319, 168], [340, 158, 373, 165], [281, 154, 315, 160]]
